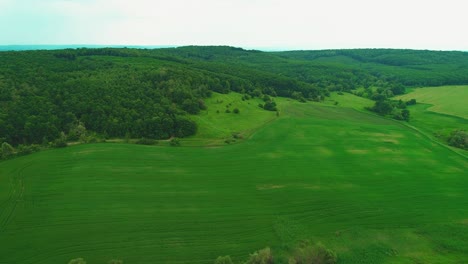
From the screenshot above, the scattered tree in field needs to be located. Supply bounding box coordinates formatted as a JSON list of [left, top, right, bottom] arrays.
[[233, 108, 240, 114], [401, 109, 410, 121], [406, 98, 417, 105], [371, 100, 393, 115], [215, 241, 337, 264], [214, 255, 233, 264], [68, 258, 86, 264], [369, 99, 410, 121], [246, 247, 274, 264], [448, 130, 468, 150], [263, 101, 277, 111]]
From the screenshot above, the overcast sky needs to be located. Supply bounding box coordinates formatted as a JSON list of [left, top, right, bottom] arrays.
[[0, 0, 466, 50]]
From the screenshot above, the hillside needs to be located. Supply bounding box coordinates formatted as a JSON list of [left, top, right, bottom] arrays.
[[2, 47, 468, 148], [0, 95, 467, 263]]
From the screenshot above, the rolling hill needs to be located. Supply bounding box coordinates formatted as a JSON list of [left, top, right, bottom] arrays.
[[0, 93, 467, 263]]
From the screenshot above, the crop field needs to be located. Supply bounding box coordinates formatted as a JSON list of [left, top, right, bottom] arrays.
[[395, 85, 468, 119], [0, 94, 467, 264]]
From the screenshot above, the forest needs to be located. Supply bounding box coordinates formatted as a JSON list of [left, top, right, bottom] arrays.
[[1, 46, 468, 148]]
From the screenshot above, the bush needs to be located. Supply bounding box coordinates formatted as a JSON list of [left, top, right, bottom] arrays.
[[290, 242, 337, 264], [68, 122, 87, 141], [170, 138, 181, 146], [448, 130, 468, 150], [263, 101, 277, 111], [232, 132, 243, 139], [233, 108, 240, 114], [214, 255, 233, 264], [1, 142, 15, 158], [246, 247, 273, 264], [53, 132, 68, 148], [406, 98, 417, 105]]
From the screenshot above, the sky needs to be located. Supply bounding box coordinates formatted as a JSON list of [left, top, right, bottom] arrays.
[[0, 0, 466, 50]]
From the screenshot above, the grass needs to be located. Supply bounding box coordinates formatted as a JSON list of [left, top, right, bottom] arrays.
[[0, 94, 467, 264], [395, 85, 468, 119], [324, 92, 374, 109], [186, 92, 283, 145], [393, 86, 467, 155]]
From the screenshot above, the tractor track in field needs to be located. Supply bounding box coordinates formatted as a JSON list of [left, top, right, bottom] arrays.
[[0, 162, 32, 232]]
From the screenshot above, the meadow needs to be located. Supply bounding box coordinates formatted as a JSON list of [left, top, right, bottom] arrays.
[[1, 93, 467, 263], [394, 86, 467, 154], [395, 85, 468, 119]]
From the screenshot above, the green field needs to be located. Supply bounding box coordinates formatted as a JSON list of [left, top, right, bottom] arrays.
[[395, 85, 468, 119], [1, 94, 468, 264], [394, 86, 467, 155]]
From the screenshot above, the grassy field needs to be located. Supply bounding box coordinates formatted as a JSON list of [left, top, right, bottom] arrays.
[[395, 85, 468, 119], [324, 92, 374, 109], [393, 86, 467, 155], [0, 94, 467, 264], [186, 93, 284, 145]]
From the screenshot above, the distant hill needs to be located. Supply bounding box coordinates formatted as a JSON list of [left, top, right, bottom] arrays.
[[1, 46, 468, 146], [0, 45, 177, 51]]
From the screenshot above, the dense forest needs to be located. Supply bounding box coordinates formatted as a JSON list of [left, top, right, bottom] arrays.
[[1, 46, 468, 149]]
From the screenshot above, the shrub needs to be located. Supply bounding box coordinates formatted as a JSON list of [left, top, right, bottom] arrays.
[[448, 130, 468, 150], [54, 132, 68, 148], [214, 255, 233, 264], [1, 142, 15, 158], [232, 132, 243, 139], [406, 98, 417, 105], [263, 101, 277, 111], [246, 247, 274, 264], [290, 242, 337, 264], [233, 108, 240, 114], [170, 138, 181, 146]]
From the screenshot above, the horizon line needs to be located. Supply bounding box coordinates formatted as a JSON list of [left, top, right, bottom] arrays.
[[0, 44, 466, 52]]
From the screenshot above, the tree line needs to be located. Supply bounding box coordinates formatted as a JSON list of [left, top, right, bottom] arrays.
[[2, 47, 468, 152]]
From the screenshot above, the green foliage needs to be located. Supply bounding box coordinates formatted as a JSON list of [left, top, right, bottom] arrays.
[[233, 108, 240, 114], [1, 142, 15, 158], [370, 100, 393, 115], [53, 132, 68, 148], [246, 247, 274, 264], [68, 122, 87, 142], [214, 255, 234, 264], [5, 47, 466, 149], [447, 130, 468, 150], [369, 100, 410, 121], [406, 98, 417, 105], [290, 242, 337, 264], [169, 137, 181, 146], [263, 101, 278, 111], [108, 259, 123, 264]]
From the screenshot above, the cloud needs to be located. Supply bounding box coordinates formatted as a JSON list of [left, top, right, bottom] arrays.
[[0, 0, 466, 50]]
